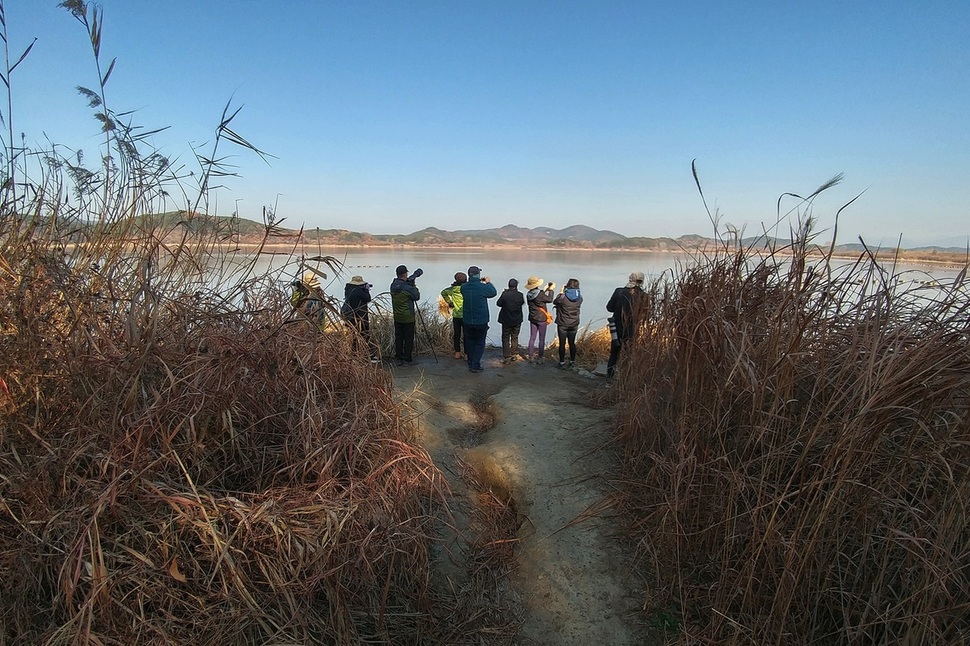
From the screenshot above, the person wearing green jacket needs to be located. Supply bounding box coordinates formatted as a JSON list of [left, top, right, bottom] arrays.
[[390, 264, 421, 365], [440, 272, 467, 359]]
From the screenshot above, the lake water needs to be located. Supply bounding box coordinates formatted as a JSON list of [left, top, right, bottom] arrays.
[[254, 247, 964, 343], [292, 248, 689, 333]]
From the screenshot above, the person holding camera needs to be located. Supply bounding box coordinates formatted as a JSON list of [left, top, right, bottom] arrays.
[[525, 276, 555, 364], [342, 275, 378, 363], [606, 271, 647, 378], [459, 265, 497, 373], [553, 278, 583, 368], [390, 264, 421, 366]]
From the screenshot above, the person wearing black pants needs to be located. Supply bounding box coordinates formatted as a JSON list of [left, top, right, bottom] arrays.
[[440, 272, 467, 359], [606, 271, 646, 378], [553, 278, 583, 368], [390, 265, 420, 365], [497, 278, 525, 363]]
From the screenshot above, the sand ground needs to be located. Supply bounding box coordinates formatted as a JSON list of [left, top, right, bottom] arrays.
[[391, 346, 647, 645]]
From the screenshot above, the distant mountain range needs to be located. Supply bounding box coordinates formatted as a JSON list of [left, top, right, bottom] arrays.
[[143, 212, 969, 258], [297, 223, 968, 256]]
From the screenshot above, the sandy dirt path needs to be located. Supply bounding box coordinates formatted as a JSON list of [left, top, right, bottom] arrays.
[[392, 348, 645, 645]]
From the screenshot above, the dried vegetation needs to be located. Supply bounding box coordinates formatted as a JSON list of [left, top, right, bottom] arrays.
[[611, 180, 970, 644], [1, 3, 445, 643]]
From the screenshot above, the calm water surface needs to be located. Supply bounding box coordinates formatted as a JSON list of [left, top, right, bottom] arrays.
[[252, 247, 964, 342], [302, 248, 688, 332]]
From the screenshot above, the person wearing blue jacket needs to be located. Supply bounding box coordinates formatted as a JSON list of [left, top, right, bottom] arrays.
[[459, 265, 497, 373]]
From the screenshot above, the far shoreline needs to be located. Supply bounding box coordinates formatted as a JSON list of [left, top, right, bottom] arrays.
[[220, 241, 970, 271]]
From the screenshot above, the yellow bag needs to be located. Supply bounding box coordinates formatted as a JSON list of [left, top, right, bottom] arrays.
[[544, 307, 553, 325]]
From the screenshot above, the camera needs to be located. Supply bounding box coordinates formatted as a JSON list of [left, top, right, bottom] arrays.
[[407, 268, 424, 282]]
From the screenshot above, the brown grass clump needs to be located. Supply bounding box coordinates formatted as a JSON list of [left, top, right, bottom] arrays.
[[611, 214, 970, 643], [0, 4, 445, 642]]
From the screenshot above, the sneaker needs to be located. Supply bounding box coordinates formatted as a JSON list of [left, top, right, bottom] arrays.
[[558, 362, 566, 368], [536, 357, 545, 365], [568, 360, 575, 368]]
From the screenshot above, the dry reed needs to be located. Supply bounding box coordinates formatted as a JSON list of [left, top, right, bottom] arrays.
[[611, 220, 970, 644], [1, 3, 447, 642]]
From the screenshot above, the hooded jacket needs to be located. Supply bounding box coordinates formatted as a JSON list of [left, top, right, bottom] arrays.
[[390, 277, 420, 323], [526, 287, 554, 324], [459, 275, 497, 325], [553, 288, 583, 329], [440, 283, 465, 318]]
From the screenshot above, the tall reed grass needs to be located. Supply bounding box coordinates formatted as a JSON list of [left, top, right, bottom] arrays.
[[611, 216, 969, 643], [1, 3, 446, 643]]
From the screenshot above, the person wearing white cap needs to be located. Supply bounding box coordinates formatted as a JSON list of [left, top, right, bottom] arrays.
[[606, 271, 647, 378]]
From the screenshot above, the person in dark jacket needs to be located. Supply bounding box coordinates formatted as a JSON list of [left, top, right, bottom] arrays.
[[390, 264, 420, 366], [496, 278, 525, 363], [440, 272, 467, 359], [606, 271, 646, 378], [525, 276, 555, 364], [342, 275, 377, 363], [553, 278, 583, 368], [459, 265, 497, 373]]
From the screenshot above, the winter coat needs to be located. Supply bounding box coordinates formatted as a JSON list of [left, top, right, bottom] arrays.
[[606, 285, 646, 340], [553, 288, 583, 329], [390, 277, 420, 323], [496, 288, 525, 326], [526, 287, 554, 324], [460, 276, 497, 325], [440, 283, 465, 319], [342, 283, 371, 322]]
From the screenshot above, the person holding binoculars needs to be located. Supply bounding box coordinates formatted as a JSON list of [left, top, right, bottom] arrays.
[[390, 265, 422, 366], [459, 265, 497, 373]]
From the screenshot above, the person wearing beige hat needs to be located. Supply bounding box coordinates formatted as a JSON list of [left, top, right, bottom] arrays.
[[606, 271, 647, 378], [525, 276, 555, 364], [342, 275, 377, 363], [290, 271, 327, 330]]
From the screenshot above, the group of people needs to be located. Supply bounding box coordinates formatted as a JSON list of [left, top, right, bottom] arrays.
[[291, 263, 647, 378], [438, 266, 647, 377]]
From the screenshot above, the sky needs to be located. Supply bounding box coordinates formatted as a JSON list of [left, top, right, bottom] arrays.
[[5, 1, 969, 247]]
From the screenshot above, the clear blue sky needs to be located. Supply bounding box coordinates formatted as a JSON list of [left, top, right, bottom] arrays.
[[6, 1, 969, 246]]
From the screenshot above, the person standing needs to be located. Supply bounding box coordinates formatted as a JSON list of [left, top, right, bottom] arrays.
[[496, 278, 525, 363], [459, 265, 497, 373], [553, 278, 583, 368], [290, 271, 327, 331], [390, 264, 420, 366], [342, 275, 378, 363], [440, 272, 467, 359], [525, 276, 555, 364], [606, 271, 646, 378]]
